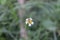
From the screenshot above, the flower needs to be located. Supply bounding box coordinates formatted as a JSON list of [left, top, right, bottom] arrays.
[[25, 18, 34, 26]]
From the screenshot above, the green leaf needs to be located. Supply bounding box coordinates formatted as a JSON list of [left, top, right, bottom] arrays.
[[1, 0, 6, 5], [42, 19, 57, 31], [0, 28, 3, 36]]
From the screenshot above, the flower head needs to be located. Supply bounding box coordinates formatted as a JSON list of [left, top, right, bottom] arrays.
[[25, 18, 34, 26]]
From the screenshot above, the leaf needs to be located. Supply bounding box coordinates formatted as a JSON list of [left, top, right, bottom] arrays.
[[42, 19, 57, 31], [0, 28, 3, 36], [0, 37, 6, 40], [1, 0, 6, 5]]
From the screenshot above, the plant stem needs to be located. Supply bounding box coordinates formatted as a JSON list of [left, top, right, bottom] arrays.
[[53, 31, 57, 40], [18, 0, 28, 40]]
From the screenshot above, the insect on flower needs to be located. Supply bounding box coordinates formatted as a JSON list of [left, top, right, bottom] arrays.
[[25, 18, 34, 26]]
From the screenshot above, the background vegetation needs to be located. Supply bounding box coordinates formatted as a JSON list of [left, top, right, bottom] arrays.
[[0, 0, 60, 40]]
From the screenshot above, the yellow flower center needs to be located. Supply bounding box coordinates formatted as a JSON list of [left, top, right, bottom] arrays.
[[28, 19, 32, 24]]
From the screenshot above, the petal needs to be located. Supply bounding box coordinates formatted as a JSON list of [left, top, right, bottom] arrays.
[[26, 18, 28, 21], [29, 24, 31, 26], [32, 22, 34, 24], [25, 21, 28, 24], [29, 18, 32, 20]]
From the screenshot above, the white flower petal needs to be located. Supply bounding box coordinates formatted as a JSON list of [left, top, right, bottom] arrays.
[[29, 18, 32, 20], [25, 21, 28, 24], [26, 18, 28, 21], [32, 22, 34, 24], [29, 24, 31, 26]]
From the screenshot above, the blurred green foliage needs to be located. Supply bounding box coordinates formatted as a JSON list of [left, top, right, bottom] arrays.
[[0, 0, 60, 40]]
